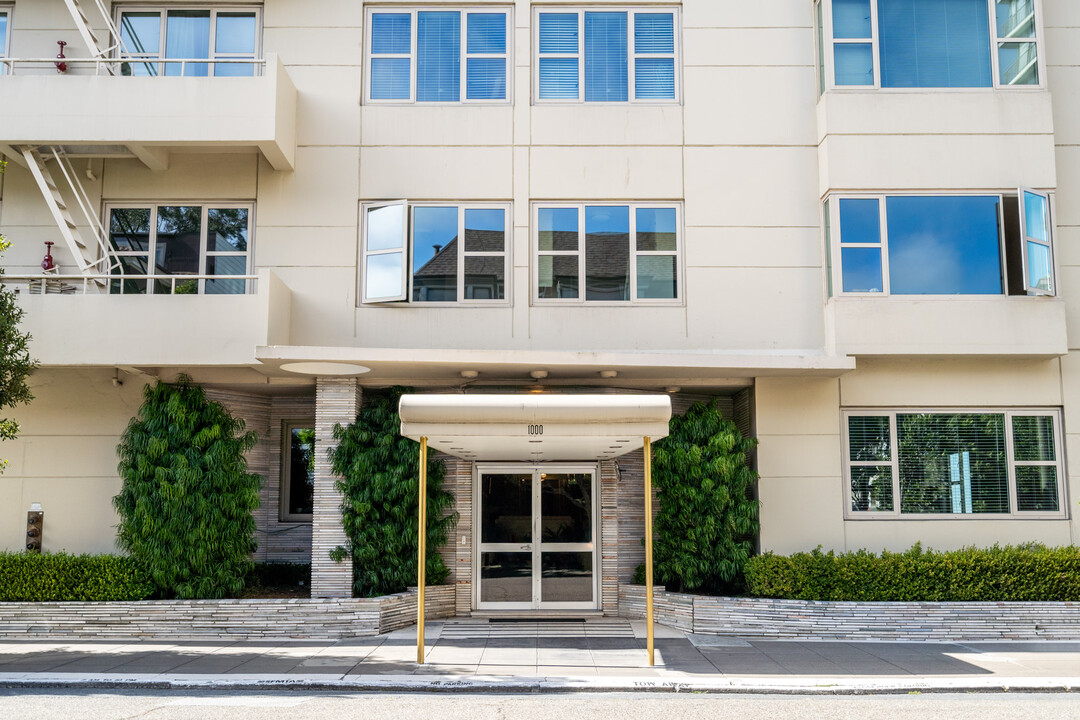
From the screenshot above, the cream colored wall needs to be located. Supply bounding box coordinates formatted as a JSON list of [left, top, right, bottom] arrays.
[[0, 368, 151, 555], [758, 358, 1078, 555]]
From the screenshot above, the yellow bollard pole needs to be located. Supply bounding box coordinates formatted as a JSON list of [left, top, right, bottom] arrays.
[[644, 435, 654, 667], [417, 436, 427, 665]]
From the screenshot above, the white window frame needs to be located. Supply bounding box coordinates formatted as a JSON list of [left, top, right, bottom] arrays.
[[280, 420, 315, 523], [105, 202, 254, 295], [1019, 186, 1054, 296], [825, 191, 1055, 298], [842, 408, 1067, 520], [0, 4, 12, 75], [114, 5, 263, 77], [531, 201, 683, 306], [360, 200, 512, 306], [363, 7, 513, 105], [818, 0, 1045, 91], [532, 6, 682, 105]]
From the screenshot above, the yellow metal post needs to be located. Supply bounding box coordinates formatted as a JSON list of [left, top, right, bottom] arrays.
[[417, 436, 427, 665], [644, 435, 655, 667]]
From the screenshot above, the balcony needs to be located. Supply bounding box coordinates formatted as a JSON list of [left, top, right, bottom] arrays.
[[826, 296, 1067, 357], [0, 54, 296, 171], [11, 270, 292, 367]]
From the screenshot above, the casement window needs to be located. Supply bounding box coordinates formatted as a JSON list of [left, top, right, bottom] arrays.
[[824, 191, 1054, 296], [281, 422, 315, 521], [844, 409, 1066, 518], [365, 8, 511, 103], [533, 203, 681, 304], [534, 8, 679, 103], [817, 0, 1042, 88], [117, 6, 260, 76], [107, 204, 252, 294], [361, 202, 509, 304]]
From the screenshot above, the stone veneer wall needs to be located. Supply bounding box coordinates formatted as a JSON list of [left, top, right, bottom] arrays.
[[619, 584, 1080, 641], [0, 586, 456, 641]]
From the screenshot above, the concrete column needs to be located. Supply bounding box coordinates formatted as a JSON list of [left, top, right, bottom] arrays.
[[311, 377, 361, 598]]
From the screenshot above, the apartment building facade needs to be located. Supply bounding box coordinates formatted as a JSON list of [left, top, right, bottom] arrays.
[[0, 0, 1076, 611]]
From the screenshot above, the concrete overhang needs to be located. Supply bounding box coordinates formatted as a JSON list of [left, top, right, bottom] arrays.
[[256, 345, 857, 389], [399, 393, 671, 462], [0, 53, 296, 171]]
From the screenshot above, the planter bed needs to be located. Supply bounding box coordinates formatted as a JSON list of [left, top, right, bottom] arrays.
[[0, 585, 455, 641], [618, 584, 1080, 641]]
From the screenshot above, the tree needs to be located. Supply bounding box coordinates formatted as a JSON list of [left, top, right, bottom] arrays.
[[0, 159, 37, 473], [329, 388, 457, 597], [649, 400, 759, 594], [113, 376, 261, 599]]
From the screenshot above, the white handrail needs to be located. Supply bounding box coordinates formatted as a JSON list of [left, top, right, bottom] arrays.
[[6, 273, 259, 296], [46, 146, 116, 275], [0, 57, 266, 76]]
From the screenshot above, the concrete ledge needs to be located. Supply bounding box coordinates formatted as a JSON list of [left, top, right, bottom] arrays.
[[0, 585, 455, 640], [619, 584, 1080, 641]]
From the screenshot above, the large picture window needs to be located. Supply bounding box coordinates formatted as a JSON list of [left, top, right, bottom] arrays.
[[361, 202, 510, 304], [826, 191, 1054, 297], [534, 7, 679, 103], [844, 409, 1065, 517], [107, 204, 252, 294], [533, 203, 681, 304], [365, 8, 511, 103], [117, 6, 260, 76], [818, 0, 1042, 89]]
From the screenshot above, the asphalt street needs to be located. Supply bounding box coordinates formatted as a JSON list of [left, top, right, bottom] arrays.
[[1, 690, 1078, 720]]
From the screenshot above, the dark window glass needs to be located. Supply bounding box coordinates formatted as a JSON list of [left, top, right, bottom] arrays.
[[155, 206, 202, 294], [480, 552, 532, 603], [541, 552, 593, 603], [412, 207, 458, 302], [287, 427, 315, 516], [480, 473, 532, 544], [541, 473, 592, 543], [584, 206, 629, 301]]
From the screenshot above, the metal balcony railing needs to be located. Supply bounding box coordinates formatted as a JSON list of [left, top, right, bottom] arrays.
[[0, 57, 266, 76]]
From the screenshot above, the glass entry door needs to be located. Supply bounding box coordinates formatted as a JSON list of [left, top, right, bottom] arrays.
[[476, 465, 598, 610]]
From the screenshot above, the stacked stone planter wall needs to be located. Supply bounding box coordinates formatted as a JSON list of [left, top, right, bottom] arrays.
[[0, 585, 456, 641], [619, 584, 1080, 641]]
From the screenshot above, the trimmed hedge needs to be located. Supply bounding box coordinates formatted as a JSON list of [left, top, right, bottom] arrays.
[[0, 552, 155, 602], [745, 543, 1080, 602]]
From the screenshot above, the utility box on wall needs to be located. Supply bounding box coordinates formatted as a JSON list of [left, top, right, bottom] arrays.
[[26, 504, 43, 552]]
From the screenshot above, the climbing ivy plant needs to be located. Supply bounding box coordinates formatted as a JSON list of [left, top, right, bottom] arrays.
[[113, 376, 261, 599], [329, 388, 456, 597], [650, 400, 759, 594]]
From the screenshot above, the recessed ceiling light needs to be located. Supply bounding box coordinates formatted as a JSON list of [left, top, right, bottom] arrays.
[[460, 370, 479, 379], [599, 370, 618, 378], [530, 370, 549, 379]]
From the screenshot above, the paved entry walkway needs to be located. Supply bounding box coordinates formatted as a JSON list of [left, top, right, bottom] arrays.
[[1, 619, 1079, 694]]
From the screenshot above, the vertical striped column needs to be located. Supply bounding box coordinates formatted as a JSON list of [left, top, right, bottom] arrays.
[[311, 377, 361, 598]]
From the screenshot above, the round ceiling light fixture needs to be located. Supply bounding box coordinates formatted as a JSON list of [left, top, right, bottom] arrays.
[[460, 370, 479, 379], [530, 369, 549, 379]]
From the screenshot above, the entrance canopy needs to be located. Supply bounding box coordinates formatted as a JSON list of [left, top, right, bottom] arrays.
[[399, 394, 671, 462]]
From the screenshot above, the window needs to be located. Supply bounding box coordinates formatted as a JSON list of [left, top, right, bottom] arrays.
[[117, 6, 260, 76], [366, 8, 510, 103], [818, 0, 1041, 89], [281, 422, 315, 521], [0, 6, 10, 74], [361, 202, 509, 304], [107, 204, 252, 294], [534, 8, 679, 103], [533, 203, 681, 304], [844, 409, 1065, 517], [826, 191, 1054, 297]]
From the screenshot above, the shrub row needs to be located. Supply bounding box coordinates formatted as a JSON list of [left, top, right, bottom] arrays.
[[744, 543, 1080, 602], [0, 552, 155, 602]]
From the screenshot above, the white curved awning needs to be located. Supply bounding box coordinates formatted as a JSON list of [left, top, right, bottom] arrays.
[[399, 393, 671, 462]]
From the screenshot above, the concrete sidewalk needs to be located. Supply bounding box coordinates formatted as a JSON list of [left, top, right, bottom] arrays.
[[0, 620, 1077, 695]]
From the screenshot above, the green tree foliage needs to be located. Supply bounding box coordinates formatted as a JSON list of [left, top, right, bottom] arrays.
[[650, 400, 759, 594], [329, 388, 456, 597], [113, 376, 261, 599], [745, 543, 1080, 602], [0, 160, 37, 471]]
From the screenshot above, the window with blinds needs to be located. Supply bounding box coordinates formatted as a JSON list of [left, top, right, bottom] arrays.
[[367, 8, 510, 103], [820, 0, 1042, 89], [535, 8, 679, 103], [844, 410, 1065, 517]]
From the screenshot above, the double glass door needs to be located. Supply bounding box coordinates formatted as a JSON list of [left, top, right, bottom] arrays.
[[476, 465, 597, 610]]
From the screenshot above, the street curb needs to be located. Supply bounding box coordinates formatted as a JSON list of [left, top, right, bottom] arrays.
[[0, 673, 1075, 695]]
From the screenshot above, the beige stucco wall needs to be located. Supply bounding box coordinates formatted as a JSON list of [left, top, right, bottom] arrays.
[[758, 358, 1078, 555]]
